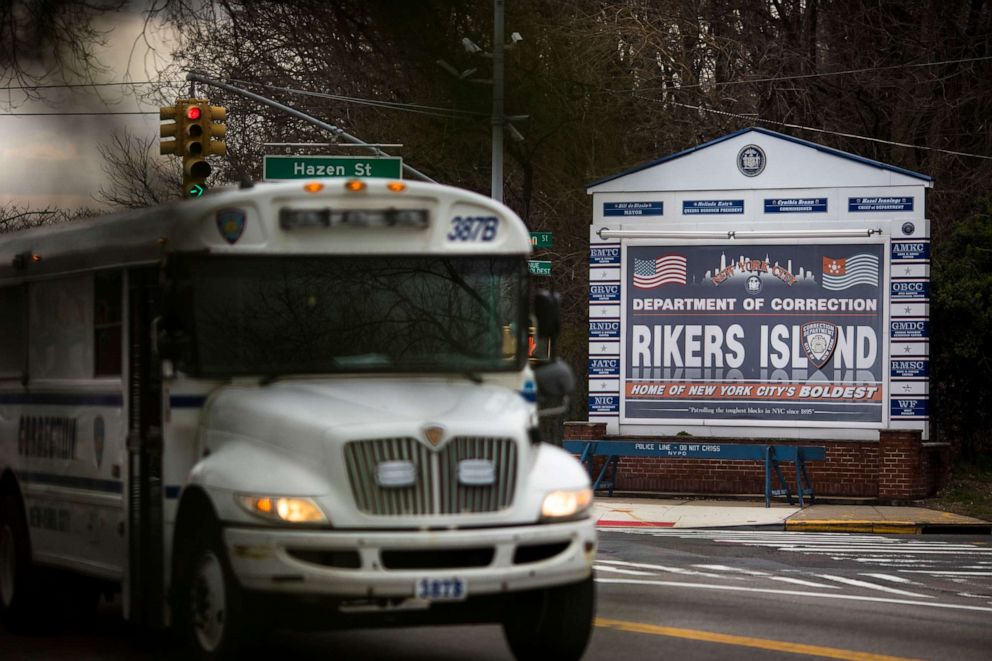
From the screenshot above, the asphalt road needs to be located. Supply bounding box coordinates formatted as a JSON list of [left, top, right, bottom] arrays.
[[3, 528, 991, 660]]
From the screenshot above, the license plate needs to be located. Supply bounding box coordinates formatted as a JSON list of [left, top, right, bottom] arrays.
[[415, 577, 467, 602]]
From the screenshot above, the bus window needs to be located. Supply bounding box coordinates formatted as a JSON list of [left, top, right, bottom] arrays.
[[28, 275, 93, 380], [94, 270, 122, 376], [0, 286, 26, 379]]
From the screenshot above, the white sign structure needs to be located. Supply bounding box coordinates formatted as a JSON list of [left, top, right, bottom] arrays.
[[585, 128, 932, 441]]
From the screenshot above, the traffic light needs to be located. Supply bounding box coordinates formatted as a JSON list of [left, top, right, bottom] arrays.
[[182, 103, 211, 197], [181, 102, 228, 198], [159, 99, 228, 198], [159, 104, 184, 156]]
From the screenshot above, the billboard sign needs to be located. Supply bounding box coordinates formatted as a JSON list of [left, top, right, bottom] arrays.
[[623, 243, 885, 425]]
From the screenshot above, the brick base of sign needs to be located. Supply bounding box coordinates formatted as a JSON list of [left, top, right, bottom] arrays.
[[563, 422, 946, 500]]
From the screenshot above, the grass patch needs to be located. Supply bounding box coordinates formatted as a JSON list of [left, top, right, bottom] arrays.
[[924, 458, 992, 521]]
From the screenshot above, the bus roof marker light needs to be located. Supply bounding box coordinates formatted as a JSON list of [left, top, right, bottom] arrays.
[[344, 180, 366, 192], [303, 182, 324, 193], [386, 181, 406, 193], [12, 251, 40, 271]]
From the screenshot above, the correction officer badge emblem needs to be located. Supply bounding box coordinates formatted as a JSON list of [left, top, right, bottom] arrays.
[[801, 321, 838, 370], [423, 424, 446, 448], [216, 208, 246, 244]]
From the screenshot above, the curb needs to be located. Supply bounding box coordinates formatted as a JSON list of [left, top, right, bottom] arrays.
[[596, 520, 675, 528], [785, 520, 919, 534], [785, 520, 992, 534]]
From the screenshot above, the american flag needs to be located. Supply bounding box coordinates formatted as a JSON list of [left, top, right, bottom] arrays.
[[822, 254, 879, 290], [632, 255, 687, 289]]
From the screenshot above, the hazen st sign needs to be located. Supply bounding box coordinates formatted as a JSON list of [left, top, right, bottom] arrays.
[[264, 155, 403, 180]]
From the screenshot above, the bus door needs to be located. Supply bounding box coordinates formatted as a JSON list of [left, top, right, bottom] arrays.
[[125, 266, 165, 628]]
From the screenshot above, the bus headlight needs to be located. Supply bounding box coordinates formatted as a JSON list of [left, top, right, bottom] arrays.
[[236, 495, 328, 524], [540, 488, 593, 521]]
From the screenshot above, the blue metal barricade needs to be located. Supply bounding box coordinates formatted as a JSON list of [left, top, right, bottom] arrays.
[[563, 440, 825, 507]]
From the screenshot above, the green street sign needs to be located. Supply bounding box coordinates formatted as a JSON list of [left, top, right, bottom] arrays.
[[263, 155, 403, 180], [529, 231, 553, 249], [528, 260, 551, 277]]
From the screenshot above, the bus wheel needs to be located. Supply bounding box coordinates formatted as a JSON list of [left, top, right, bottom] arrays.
[[502, 575, 595, 661], [174, 517, 253, 660], [0, 493, 41, 632]]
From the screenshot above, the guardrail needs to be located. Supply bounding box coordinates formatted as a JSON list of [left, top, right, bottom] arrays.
[[563, 440, 826, 508]]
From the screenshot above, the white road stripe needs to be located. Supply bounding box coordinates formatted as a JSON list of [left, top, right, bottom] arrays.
[[783, 548, 991, 555], [597, 559, 724, 578], [594, 564, 656, 576], [898, 571, 992, 576], [812, 573, 932, 598], [859, 573, 917, 584], [693, 564, 839, 589], [595, 577, 992, 613]]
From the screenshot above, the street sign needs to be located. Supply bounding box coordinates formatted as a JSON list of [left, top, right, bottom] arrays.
[[529, 231, 553, 249], [528, 260, 551, 277], [263, 155, 403, 180]]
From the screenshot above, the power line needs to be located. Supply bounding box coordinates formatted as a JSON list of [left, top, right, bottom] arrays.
[[608, 54, 992, 94], [0, 80, 177, 91], [661, 98, 992, 161], [0, 111, 156, 116], [226, 78, 486, 120]]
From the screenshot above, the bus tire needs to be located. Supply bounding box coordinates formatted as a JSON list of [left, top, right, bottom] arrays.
[[502, 574, 595, 661], [0, 492, 42, 633], [173, 514, 254, 661]]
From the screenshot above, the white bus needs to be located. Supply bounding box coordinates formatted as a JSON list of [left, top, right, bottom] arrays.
[[0, 178, 596, 660]]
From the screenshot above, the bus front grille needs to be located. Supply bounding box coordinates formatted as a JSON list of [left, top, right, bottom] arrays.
[[344, 436, 517, 516]]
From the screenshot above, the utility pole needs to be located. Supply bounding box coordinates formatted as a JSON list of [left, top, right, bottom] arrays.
[[491, 0, 505, 203]]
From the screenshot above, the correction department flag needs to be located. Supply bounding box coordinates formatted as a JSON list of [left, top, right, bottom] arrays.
[[822, 254, 879, 291], [632, 254, 687, 289]]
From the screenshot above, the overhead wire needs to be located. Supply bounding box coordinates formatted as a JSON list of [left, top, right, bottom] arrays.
[[658, 98, 992, 161]]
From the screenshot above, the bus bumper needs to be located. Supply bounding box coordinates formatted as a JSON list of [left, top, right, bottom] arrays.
[[223, 518, 596, 599]]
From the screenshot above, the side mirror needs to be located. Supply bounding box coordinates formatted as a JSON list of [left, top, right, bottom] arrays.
[[533, 290, 561, 341]]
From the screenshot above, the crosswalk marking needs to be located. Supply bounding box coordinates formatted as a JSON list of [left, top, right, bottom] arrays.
[[693, 564, 840, 589], [812, 573, 931, 598], [595, 577, 992, 613], [859, 573, 917, 584]]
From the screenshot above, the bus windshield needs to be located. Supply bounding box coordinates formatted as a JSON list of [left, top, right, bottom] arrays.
[[176, 255, 529, 377]]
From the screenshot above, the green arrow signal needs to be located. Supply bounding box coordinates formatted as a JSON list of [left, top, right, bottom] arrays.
[[188, 183, 207, 198]]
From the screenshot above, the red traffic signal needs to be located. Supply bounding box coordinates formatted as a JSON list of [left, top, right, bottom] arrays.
[[185, 106, 202, 121]]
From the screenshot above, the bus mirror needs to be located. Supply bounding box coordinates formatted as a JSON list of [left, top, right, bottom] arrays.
[[533, 290, 561, 340]]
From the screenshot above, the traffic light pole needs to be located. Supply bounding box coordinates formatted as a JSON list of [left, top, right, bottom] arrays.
[[185, 72, 436, 183]]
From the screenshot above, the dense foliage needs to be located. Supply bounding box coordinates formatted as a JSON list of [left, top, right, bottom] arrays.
[[931, 199, 992, 455]]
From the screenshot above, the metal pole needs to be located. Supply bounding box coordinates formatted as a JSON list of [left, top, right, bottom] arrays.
[[491, 0, 505, 202], [185, 72, 436, 183]]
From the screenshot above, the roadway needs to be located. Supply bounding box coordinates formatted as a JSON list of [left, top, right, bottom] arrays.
[[3, 528, 990, 659]]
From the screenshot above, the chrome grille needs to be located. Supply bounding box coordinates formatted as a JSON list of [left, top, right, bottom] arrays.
[[344, 436, 517, 515]]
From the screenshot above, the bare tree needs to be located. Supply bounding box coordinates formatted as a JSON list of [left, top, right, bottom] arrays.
[[96, 130, 180, 208], [0, 202, 95, 233], [0, 0, 128, 99]]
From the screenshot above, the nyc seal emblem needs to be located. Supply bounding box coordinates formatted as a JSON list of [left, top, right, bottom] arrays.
[[736, 144, 766, 177], [216, 208, 246, 244], [801, 321, 838, 369]]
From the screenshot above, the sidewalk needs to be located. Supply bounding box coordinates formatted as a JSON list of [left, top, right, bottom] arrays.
[[593, 496, 991, 533]]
